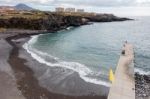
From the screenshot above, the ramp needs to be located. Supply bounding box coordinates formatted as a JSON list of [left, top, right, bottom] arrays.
[[108, 43, 135, 99]]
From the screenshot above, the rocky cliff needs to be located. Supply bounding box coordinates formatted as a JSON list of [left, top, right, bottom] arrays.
[[0, 12, 131, 31], [0, 15, 87, 31], [85, 14, 131, 22]]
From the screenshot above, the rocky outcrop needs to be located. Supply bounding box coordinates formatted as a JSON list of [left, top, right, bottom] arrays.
[[85, 14, 131, 22], [0, 15, 88, 31], [0, 13, 131, 31]]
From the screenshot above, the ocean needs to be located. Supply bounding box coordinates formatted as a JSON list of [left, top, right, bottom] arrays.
[[23, 16, 150, 87]]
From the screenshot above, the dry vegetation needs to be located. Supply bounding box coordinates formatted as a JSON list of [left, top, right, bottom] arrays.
[[0, 10, 97, 20], [0, 11, 49, 19], [0, 28, 6, 32]]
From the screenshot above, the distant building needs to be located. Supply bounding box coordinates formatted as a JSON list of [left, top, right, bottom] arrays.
[[55, 7, 64, 12], [77, 9, 84, 13], [90, 12, 97, 16], [0, 6, 15, 15], [0, 6, 15, 11], [65, 8, 75, 13]]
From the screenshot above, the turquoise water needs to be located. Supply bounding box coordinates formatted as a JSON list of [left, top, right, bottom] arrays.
[[24, 16, 150, 86]]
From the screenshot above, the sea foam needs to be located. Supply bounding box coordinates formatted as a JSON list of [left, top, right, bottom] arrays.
[[23, 35, 111, 87], [135, 68, 150, 75]]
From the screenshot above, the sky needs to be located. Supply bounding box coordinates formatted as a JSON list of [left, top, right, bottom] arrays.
[[0, 0, 150, 16]]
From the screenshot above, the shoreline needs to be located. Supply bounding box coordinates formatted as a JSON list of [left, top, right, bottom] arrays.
[[2, 31, 150, 99], [0, 39, 25, 99], [0, 22, 149, 99], [4, 32, 109, 99], [24, 34, 111, 87]]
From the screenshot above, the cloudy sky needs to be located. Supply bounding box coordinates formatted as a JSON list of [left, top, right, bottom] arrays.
[[0, 0, 150, 16]]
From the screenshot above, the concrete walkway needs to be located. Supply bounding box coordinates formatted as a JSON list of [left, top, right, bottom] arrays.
[[108, 43, 135, 99]]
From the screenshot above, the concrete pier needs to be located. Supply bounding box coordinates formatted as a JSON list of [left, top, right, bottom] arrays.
[[108, 43, 135, 99]]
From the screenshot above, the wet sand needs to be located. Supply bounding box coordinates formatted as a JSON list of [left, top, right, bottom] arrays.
[[0, 39, 25, 99], [0, 32, 109, 99]]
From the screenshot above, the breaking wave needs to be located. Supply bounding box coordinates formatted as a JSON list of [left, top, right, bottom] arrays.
[[135, 68, 150, 75], [23, 35, 111, 87]]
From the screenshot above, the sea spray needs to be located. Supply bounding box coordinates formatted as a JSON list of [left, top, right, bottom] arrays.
[[135, 68, 150, 75], [23, 35, 111, 87]]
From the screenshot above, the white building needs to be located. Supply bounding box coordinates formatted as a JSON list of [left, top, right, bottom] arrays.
[[55, 7, 64, 12], [0, 6, 15, 14], [77, 9, 84, 13], [65, 8, 75, 13], [0, 6, 15, 11]]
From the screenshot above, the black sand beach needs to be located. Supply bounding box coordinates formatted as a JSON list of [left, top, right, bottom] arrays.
[[0, 39, 25, 99], [0, 31, 109, 99], [0, 13, 127, 98]]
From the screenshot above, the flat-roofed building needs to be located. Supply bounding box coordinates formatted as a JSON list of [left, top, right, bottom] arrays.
[[0, 6, 15, 15], [0, 6, 15, 11], [65, 8, 75, 13], [77, 9, 84, 13], [55, 7, 64, 12]]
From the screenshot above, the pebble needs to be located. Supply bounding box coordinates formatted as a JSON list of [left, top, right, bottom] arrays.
[[135, 73, 150, 98]]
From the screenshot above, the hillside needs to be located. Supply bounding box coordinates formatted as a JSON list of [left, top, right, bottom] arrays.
[[14, 3, 34, 11], [0, 11, 131, 31]]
